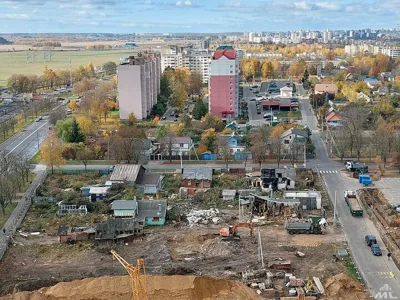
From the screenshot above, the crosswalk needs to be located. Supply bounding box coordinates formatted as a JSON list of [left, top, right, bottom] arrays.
[[367, 271, 395, 279], [319, 170, 339, 174]]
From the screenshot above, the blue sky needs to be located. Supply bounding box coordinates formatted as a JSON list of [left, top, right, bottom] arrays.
[[1, 0, 400, 33]]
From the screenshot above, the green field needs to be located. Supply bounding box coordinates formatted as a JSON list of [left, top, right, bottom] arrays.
[[0, 49, 136, 86]]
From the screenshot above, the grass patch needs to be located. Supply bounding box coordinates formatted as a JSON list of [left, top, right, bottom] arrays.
[[163, 174, 182, 194], [64, 160, 116, 165], [109, 110, 119, 118], [0, 49, 138, 84], [59, 91, 73, 98], [274, 111, 302, 120], [344, 259, 359, 281], [0, 203, 17, 228], [31, 150, 41, 164]]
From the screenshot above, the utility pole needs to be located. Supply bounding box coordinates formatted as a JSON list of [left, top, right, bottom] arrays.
[[257, 230, 265, 268], [179, 151, 183, 172], [303, 142, 306, 168], [333, 190, 337, 227]]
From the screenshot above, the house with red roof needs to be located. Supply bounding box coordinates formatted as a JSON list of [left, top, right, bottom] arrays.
[[208, 46, 239, 120], [325, 111, 344, 126]]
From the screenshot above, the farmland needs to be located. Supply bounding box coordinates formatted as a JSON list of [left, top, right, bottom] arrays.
[[0, 49, 136, 85]]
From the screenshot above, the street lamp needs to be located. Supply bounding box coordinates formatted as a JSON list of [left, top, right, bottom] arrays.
[[179, 150, 183, 172]]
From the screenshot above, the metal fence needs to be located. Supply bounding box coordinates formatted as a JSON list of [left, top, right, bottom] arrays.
[[0, 170, 48, 260]]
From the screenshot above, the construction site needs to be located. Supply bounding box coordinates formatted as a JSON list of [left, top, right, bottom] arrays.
[[0, 168, 370, 299]]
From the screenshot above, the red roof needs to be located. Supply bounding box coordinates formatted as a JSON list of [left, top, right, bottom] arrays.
[[213, 49, 236, 60], [261, 101, 280, 106], [325, 111, 343, 122]]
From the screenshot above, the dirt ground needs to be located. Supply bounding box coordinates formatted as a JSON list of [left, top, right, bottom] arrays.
[[0, 275, 261, 300], [0, 210, 353, 298]]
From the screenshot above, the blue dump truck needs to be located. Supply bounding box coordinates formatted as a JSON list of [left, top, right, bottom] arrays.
[[345, 190, 363, 216], [359, 174, 372, 186]]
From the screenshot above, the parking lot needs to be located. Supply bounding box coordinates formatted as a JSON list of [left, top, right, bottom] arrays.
[[374, 178, 400, 207], [243, 80, 298, 124]]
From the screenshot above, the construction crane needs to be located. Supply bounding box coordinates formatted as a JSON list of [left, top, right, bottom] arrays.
[[220, 222, 254, 240], [110, 250, 148, 300]]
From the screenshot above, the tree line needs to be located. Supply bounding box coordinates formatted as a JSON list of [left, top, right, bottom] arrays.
[[7, 60, 118, 94], [0, 154, 32, 215]]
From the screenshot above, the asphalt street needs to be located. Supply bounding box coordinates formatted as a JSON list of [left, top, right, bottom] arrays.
[[0, 117, 49, 159], [298, 98, 400, 298]]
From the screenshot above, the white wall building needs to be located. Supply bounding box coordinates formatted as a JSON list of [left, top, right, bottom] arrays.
[[380, 47, 400, 59], [161, 49, 212, 83], [117, 54, 161, 120]]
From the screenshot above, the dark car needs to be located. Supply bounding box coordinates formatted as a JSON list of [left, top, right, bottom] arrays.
[[257, 110, 261, 114], [371, 244, 382, 256], [108, 166, 115, 173], [175, 114, 179, 118], [365, 234, 377, 246], [254, 90, 259, 94]]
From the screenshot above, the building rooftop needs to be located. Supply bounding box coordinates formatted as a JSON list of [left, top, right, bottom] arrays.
[[111, 200, 138, 210], [137, 200, 167, 220], [183, 167, 213, 181], [213, 46, 236, 60], [137, 173, 163, 185], [110, 164, 144, 182], [315, 84, 338, 94], [89, 186, 110, 194]]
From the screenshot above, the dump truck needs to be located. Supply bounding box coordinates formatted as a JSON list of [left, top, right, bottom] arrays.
[[346, 161, 368, 173], [344, 190, 363, 216], [286, 217, 327, 234]]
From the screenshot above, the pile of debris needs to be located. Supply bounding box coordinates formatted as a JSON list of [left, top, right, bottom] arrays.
[[324, 273, 368, 300], [186, 208, 221, 226], [242, 269, 324, 298]]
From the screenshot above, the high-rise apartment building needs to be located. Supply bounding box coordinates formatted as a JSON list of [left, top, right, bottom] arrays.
[[117, 54, 161, 120], [161, 48, 212, 83], [208, 46, 239, 120], [380, 47, 400, 59]]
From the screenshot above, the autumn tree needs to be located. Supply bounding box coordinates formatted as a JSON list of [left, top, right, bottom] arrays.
[[86, 62, 96, 78], [68, 100, 78, 111], [201, 128, 218, 152], [288, 60, 306, 78], [261, 61, 274, 79], [333, 127, 350, 161], [170, 81, 187, 110], [40, 130, 65, 174], [189, 72, 203, 96], [202, 113, 223, 131], [76, 115, 96, 136]]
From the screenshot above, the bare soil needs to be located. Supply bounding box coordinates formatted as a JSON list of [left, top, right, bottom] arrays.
[[0, 275, 261, 300], [0, 217, 351, 297]]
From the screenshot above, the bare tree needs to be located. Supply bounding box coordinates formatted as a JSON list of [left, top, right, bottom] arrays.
[[218, 138, 232, 170], [373, 119, 394, 167], [288, 139, 304, 167], [251, 140, 266, 169], [333, 127, 351, 161], [270, 138, 283, 168], [341, 104, 369, 161]]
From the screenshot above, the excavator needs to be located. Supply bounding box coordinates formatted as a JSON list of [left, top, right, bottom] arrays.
[[219, 222, 254, 240]]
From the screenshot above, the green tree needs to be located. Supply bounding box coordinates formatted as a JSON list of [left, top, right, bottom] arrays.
[[192, 99, 208, 120], [70, 118, 85, 143], [103, 61, 117, 75]]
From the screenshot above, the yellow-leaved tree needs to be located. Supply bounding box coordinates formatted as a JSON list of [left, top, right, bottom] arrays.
[[40, 130, 65, 174]]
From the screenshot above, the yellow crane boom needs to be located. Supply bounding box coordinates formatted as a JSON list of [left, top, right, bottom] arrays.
[[110, 249, 148, 300]]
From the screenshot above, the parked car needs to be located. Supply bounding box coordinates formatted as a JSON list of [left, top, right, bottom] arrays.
[[175, 114, 179, 118], [250, 98, 256, 101], [371, 244, 382, 256], [257, 110, 261, 114], [264, 113, 273, 119], [162, 116, 166, 120], [254, 90, 259, 94], [109, 166, 115, 173], [35, 117, 42, 122], [365, 234, 377, 246], [170, 111, 175, 116]]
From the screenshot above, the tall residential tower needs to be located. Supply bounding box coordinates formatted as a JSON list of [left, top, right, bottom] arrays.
[[208, 46, 239, 120]]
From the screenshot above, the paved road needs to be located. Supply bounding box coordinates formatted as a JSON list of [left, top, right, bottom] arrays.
[[299, 97, 400, 298], [0, 117, 50, 159]]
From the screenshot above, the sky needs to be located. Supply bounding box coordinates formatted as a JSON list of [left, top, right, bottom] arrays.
[[1, 0, 400, 33]]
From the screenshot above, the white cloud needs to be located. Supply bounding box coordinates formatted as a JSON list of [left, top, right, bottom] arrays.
[[5, 13, 29, 20], [315, 2, 340, 11], [293, 1, 313, 10], [175, 0, 197, 7]]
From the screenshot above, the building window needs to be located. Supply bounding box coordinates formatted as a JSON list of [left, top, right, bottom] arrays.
[[180, 143, 184, 147], [230, 71, 233, 74]]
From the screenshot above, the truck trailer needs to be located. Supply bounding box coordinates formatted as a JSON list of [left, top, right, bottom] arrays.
[[344, 191, 363, 216]]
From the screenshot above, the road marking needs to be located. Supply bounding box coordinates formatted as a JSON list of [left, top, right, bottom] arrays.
[[5, 121, 48, 157]]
